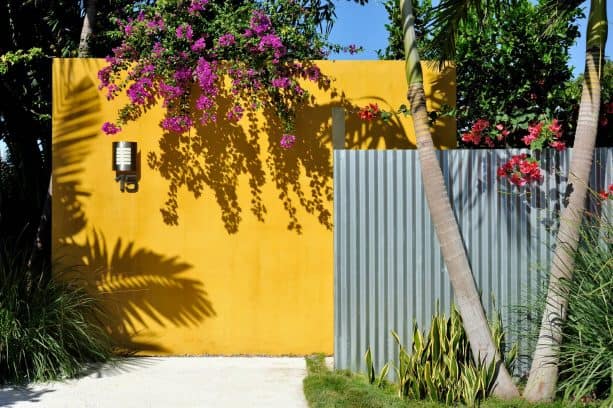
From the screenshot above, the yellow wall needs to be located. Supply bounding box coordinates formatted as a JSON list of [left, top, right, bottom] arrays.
[[52, 58, 455, 355]]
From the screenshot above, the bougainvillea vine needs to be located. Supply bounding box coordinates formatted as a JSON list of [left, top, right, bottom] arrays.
[[98, 0, 359, 147]]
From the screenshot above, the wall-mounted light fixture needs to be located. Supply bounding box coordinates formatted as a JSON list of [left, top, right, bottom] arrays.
[[112, 141, 138, 192]]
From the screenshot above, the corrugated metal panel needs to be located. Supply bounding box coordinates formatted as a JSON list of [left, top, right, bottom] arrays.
[[334, 148, 612, 376]]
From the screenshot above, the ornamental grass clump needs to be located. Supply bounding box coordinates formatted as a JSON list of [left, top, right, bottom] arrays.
[[556, 212, 613, 405], [0, 240, 112, 384]]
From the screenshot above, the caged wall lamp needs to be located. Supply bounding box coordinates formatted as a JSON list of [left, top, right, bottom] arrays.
[[112, 141, 138, 192]]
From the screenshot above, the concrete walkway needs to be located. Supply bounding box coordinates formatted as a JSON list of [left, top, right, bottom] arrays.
[[0, 357, 310, 408]]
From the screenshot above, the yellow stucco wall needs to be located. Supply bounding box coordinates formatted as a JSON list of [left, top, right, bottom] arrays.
[[52, 58, 455, 355]]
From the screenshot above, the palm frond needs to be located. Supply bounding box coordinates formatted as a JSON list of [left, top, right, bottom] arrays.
[[427, 0, 516, 65], [539, 0, 585, 37]]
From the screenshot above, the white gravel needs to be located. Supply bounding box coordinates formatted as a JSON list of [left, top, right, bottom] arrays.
[[0, 357, 310, 408]]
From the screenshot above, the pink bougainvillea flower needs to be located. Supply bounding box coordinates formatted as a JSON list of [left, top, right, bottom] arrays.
[[195, 95, 213, 111], [160, 115, 193, 133], [176, 24, 193, 40], [188, 0, 209, 14], [105, 84, 119, 100], [191, 37, 207, 52], [225, 105, 244, 122], [102, 122, 121, 135], [97, 66, 112, 89], [271, 77, 291, 89], [126, 77, 154, 105], [248, 10, 272, 36], [305, 66, 321, 81], [218, 33, 236, 47], [280, 134, 296, 149], [598, 190, 610, 200], [159, 83, 185, 105], [194, 58, 218, 93]]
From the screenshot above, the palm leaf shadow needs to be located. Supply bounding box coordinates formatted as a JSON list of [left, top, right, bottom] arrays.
[[53, 61, 215, 353], [53, 69, 100, 238], [67, 230, 215, 353]]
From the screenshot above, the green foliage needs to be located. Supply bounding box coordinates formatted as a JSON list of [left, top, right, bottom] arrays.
[[0, 240, 112, 384], [365, 305, 516, 407], [379, 0, 582, 146], [0, 48, 45, 75], [0, 0, 129, 241], [510, 210, 612, 404], [304, 353, 570, 407], [304, 354, 431, 408], [557, 213, 613, 404], [377, 0, 438, 60], [452, 0, 580, 142], [365, 347, 390, 389]]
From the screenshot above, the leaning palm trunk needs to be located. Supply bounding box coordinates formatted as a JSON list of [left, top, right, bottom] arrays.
[[400, 0, 519, 399], [523, 0, 607, 401]]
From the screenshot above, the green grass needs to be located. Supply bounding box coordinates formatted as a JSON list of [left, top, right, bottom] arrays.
[[303, 354, 571, 408]]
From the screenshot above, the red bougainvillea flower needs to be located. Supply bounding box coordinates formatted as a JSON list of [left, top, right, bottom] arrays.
[[280, 133, 296, 149], [549, 140, 566, 151], [497, 153, 542, 187], [358, 103, 380, 121], [495, 123, 510, 140], [598, 184, 613, 200], [461, 131, 481, 145], [548, 118, 562, 138], [472, 119, 489, 132], [522, 122, 543, 146], [461, 119, 502, 147]]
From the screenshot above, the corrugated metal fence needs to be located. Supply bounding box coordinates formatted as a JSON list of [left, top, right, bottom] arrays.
[[334, 148, 612, 375]]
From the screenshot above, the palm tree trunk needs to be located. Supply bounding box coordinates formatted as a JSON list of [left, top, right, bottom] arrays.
[[400, 0, 519, 399], [78, 0, 97, 57], [523, 0, 606, 401]]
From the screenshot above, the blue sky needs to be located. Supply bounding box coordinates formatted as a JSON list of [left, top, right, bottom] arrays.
[[327, 0, 613, 77]]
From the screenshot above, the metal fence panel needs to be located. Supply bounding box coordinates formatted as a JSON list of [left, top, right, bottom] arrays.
[[334, 148, 612, 375]]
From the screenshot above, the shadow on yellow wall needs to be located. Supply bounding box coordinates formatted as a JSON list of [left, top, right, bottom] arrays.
[[52, 59, 455, 355], [53, 61, 215, 353]]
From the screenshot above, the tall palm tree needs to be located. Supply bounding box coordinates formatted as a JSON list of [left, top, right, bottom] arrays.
[[523, 0, 607, 401], [400, 0, 520, 399]]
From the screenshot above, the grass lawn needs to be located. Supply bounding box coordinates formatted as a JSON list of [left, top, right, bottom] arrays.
[[302, 354, 571, 408]]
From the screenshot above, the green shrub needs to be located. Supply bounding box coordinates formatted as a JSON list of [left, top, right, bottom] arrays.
[[0, 240, 112, 384], [365, 305, 516, 407], [557, 214, 613, 404]]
